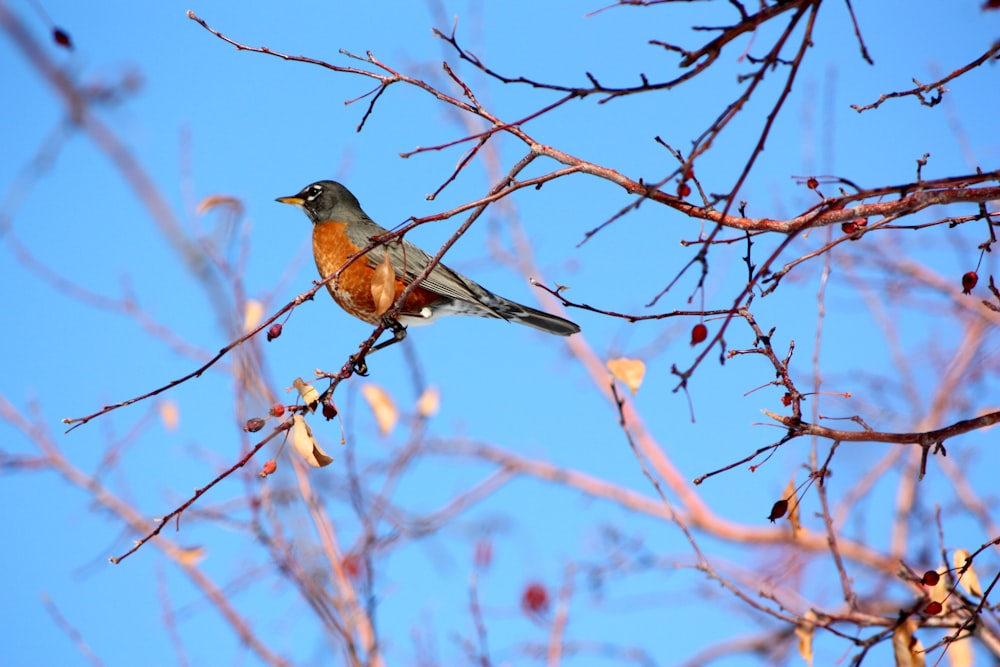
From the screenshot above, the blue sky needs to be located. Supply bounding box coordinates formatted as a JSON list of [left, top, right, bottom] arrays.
[[3, 1, 999, 665]]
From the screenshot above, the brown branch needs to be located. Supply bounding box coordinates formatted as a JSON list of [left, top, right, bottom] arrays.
[[852, 40, 1000, 112], [111, 423, 290, 563], [761, 409, 1000, 449]]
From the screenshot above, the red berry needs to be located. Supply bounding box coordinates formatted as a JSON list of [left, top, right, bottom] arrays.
[[259, 459, 277, 477], [677, 183, 691, 198], [690, 323, 708, 346], [841, 221, 857, 234], [925, 601, 943, 615], [806, 177, 819, 189], [267, 323, 283, 341], [322, 401, 338, 420], [244, 417, 266, 433], [781, 393, 792, 407], [342, 553, 364, 581], [521, 582, 549, 616], [269, 403, 285, 418], [922, 570, 941, 586], [962, 271, 978, 295]]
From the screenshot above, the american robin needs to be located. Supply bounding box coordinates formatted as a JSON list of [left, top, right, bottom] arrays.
[[276, 180, 580, 354]]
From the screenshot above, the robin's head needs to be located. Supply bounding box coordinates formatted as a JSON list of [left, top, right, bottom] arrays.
[[276, 180, 365, 224]]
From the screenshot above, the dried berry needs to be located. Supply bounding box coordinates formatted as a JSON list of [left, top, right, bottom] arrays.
[[677, 182, 691, 198], [806, 177, 819, 190], [322, 401, 338, 420], [768, 499, 789, 523], [244, 417, 266, 433], [267, 323, 283, 341], [53, 28, 73, 49]]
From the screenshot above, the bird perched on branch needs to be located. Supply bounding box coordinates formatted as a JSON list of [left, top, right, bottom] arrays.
[[276, 180, 579, 362]]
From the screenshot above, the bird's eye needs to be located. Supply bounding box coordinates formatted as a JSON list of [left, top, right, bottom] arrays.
[[306, 185, 322, 201]]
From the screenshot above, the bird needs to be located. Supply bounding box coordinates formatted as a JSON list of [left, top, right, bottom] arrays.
[[276, 180, 579, 360]]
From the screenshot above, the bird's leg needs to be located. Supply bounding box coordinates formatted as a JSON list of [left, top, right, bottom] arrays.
[[350, 317, 408, 376], [373, 316, 408, 351]]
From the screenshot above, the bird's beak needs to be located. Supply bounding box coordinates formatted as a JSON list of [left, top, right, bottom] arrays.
[[275, 196, 305, 206]]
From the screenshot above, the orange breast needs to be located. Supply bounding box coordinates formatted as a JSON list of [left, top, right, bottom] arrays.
[[312, 221, 443, 324]]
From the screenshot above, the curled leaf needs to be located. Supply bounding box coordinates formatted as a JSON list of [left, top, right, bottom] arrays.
[[158, 400, 180, 432], [953, 548, 982, 597], [892, 619, 925, 667], [795, 610, 816, 667], [291, 414, 334, 467], [371, 253, 396, 317], [196, 194, 244, 216], [783, 478, 801, 534], [292, 377, 320, 412], [243, 299, 264, 333], [416, 386, 440, 418], [361, 383, 398, 435], [607, 357, 646, 395], [176, 545, 206, 566]]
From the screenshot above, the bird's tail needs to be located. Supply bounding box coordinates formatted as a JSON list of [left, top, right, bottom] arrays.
[[485, 294, 580, 336]]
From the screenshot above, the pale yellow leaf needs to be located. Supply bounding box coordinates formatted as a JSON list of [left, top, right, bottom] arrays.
[[416, 386, 440, 418], [243, 299, 264, 333], [784, 477, 801, 536], [607, 357, 646, 395], [196, 194, 243, 215], [158, 400, 180, 432], [892, 619, 925, 667], [291, 414, 334, 467], [361, 383, 398, 435], [371, 253, 396, 317], [176, 545, 206, 566], [953, 548, 982, 597], [795, 610, 816, 666], [946, 628, 973, 667], [291, 377, 320, 412]]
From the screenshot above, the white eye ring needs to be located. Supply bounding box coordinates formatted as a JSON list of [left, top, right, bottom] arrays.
[[306, 185, 322, 201]]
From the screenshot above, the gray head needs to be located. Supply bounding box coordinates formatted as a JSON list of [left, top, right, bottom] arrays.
[[275, 180, 367, 224]]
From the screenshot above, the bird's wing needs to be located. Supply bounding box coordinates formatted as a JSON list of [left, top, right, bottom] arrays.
[[347, 221, 504, 315]]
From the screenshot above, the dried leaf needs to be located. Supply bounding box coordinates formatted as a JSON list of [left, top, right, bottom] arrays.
[[892, 619, 925, 667], [196, 194, 243, 215], [416, 386, 440, 418], [953, 548, 982, 597], [158, 400, 180, 432], [291, 414, 334, 467], [361, 383, 398, 435], [946, 628, 973, 667], [176, 545, 206, 566], [784, 477, 801, 535], [243, 299, 264, 333], [292, 377, 320, 412], [607, 357, 646, 395], [371, 253, 396, 317], [795, 610, 816, 666]]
